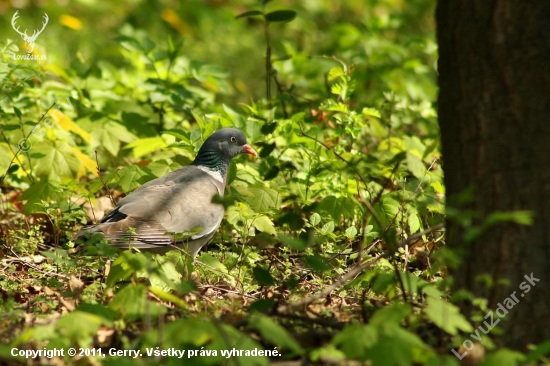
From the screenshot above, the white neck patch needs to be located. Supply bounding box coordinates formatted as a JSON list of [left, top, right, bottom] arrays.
[[197, 165, 224, 184]]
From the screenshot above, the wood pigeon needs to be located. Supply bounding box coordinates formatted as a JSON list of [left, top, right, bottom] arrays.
[[76, 128, 257, 257]]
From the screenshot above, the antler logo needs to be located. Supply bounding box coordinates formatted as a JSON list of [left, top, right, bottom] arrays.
[[11, 11, 49, 54]]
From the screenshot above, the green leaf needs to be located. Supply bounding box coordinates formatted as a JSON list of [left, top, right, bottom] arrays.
[[328, 67, 345, 81], [162, 129, 191, 143], [76, 303, 117, 325], [115, 165, 154, 193], [259, 142, 276, 158], [332, 324, 377, 361], [106, 257, 134, 288], [366, 326, 429, 365], [55, 311, 103, 341], [93, 120, 136, 156], [253, 266, 275, 286], [309, 212, 321, 226], [523, 340, 550, 363], [278, 233, 307, 251], [261, 122, 277, 134], [236, 10, 264, 19], [32, 141, 81, 180], [197, 253, 229, 276], [109, 283, 164, 321], [485, 211, 534, 226], [125, 137, 168, 158], [424, 297, 473, 335], [408, 207, 422, 234], [149, 286, 188, 309], [318, 195, 356, 221], [479, 349, 525, 366], [249, 313, 303, 354], [253, 215, 277, 235], [244, 186, 281, 212], [362, 107, 381, 118], [6, 164, 19, 174], [370, 303, 412, 327], [344, 226, 358, 239], [304, 255, 331, 274], [264, 10, 297, 23], [406, 152, 427, 179], [19, 179, 66, 214], [1, 124, 20, 131], [13, 106, 22, 119], [320, 221, 335, 235], [106, 251, 149, 287]]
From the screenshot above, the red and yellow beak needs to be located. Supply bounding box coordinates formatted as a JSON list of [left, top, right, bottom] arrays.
[[242, 144, 258, 157]]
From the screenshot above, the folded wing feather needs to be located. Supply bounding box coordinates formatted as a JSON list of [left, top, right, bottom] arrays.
[[82, 166, 225, 255]]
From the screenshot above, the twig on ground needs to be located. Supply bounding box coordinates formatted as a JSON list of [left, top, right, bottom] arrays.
[[276, 223, 444, 314]]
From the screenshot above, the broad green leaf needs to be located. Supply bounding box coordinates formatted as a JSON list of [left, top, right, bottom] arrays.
[[264, 10, 296, 23], [253, 266, 275, 286], [523, 340, 550, 363], [332, 324, 377, 360], [218, 323, 270, 365], [320, 221, 335, 235], [13, 106, 22, 119], [197, 253, 229, 276], [485, 211, 534, 226], [115, 165, 154, 192], [253, 214, 277, 235], [109, 283, 164, 321], [55, 311, 103, 341], [244, 186, 281, 212], [33, 141, 81, 180], [149, 286, 188, 309], [93, 120, 136, 156], [381, 197, 401, 224], [148, 256, 182, 291], [125, 137, 168, 158], [278, 233, 307, 251], [366, 326, 429, 365], [162, 129, 191, 143], [479, 349, 525, 366], [370, 303, 411, 327], [249, 313, 303, 354], [304, 255, 331, 273], [19, 179, 66, 214], [362, 107, 381, 118], [424, 297, 473, 335], [408, 207, 422, 234], [261, 122, 277, 134], [235, 10, 263, 19], [318, 195, 356, 221], [431, 180, 445, 194], [344, 226, 358, 239], [309, 212, 321, 226], [328, 67, 345, 81], [6, 164, 19, 174], [406, 152, 427, 179]]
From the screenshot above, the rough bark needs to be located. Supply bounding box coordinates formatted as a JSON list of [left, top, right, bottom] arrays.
[[437, 0, 550, 350]]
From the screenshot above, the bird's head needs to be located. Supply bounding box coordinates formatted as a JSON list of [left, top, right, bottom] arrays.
[[199, 128, 257, 160]]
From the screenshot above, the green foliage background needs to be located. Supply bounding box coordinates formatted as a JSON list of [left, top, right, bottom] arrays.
[[0, 0, 535, 365]]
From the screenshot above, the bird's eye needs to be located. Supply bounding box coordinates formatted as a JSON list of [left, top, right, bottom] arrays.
[[230, 136, 237, 143]]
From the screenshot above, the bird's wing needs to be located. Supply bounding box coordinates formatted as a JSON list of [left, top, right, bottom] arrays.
[[96, 166, 225, 249]]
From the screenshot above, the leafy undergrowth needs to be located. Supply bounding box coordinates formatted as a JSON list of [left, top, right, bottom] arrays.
[[1, 1, 537, 365]]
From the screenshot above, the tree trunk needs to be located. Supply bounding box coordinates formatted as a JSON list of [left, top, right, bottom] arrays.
[[437, 1, 550, 350]]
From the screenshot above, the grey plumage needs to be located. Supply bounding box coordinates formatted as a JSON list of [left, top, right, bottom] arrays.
[[75, 128, 257, 257]]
